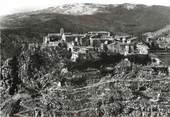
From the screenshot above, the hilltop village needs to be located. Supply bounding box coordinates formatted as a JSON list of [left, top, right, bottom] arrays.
[[41, 28, 149, 59], [31, 29, 146, 58], [28, 28, 169, 73]]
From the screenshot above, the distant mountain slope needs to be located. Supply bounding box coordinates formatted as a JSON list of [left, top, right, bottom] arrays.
[[144, 24, 170, 38], [33, 3, 138, 15], [1, 3, 170, 33], [35, 3, 108, 15], [152, 25, 170, 37]]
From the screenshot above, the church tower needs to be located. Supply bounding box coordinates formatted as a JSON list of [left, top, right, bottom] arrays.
[[60, 27, 64, 36], [60, 28, 66, 41]]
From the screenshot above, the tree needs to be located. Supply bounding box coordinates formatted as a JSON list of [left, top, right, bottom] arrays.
[[8, 56, 21, 95]]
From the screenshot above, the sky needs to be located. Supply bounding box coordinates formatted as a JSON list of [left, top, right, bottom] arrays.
[[0, 0, 170, 16]]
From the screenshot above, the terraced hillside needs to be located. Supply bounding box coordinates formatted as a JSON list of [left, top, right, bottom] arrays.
[[1, 46, 170, 117]]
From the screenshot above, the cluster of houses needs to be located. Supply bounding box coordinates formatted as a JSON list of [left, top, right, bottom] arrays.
[[41, 28, 149, 61]]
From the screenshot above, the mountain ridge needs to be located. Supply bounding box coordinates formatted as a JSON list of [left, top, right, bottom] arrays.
[[0, 3, 147, 17]]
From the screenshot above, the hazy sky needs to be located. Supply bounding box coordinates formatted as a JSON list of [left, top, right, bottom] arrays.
[[0, 0, 170, 16]]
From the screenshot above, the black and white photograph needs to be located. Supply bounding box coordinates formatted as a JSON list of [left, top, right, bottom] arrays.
[[0, 0, 170, 117]]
